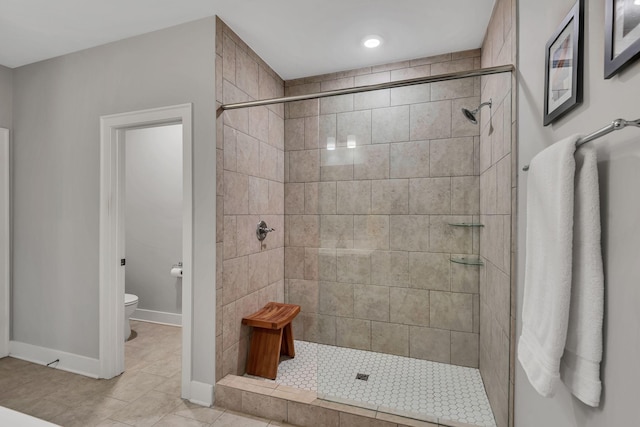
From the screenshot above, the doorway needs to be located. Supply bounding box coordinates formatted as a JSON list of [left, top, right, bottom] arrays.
[[99, 105, 193, 400]]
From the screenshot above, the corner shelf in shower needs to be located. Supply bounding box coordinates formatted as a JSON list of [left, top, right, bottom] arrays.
[[450, 257, 484, 266], [448, 223, 484, 228]]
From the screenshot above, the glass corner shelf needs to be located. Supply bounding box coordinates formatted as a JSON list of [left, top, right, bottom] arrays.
[[450, 257, 484, 266], [448, 223, 484, 227]]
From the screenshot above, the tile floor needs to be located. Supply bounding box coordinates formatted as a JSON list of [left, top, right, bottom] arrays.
[[0, 321, 286, 427], [264, 340, 497, 427]]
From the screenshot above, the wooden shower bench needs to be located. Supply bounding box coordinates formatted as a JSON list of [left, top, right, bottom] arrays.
[[242, 302, 301, 379]]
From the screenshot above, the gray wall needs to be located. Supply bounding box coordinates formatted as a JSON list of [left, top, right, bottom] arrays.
[[11, 17, 217, 384], [0, 65, 11, 128], [125, 125, 183, 315], [517, 1, 640, 425]]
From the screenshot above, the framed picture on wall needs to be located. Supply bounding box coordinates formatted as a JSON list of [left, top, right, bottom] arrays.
[[543, 0, 584, 126], [605, 0, 640, 78]]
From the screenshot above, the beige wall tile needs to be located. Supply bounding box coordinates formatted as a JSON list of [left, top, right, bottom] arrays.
[[354, 89, 390, 110], [268, 247, 285, 285], [340, 412, 396, 427], [354, 144, 390, 180], [337, 181, 371, 214], [302, 313, 336, 345], [318, 248, 337, 281], [371, 321, 409, 356], [305, 182, 337, 214], [236, 215, 261, 256], [451, 176, 480, 215], [248, 251, 269, 294], [268, 111, 284, 150], [248, 177, 269, 214], [289, 99, 319, 119], [320, 94, 354, 115], [288, 402, 340, 427], [370, 250, 409, 288], [289, 149, 320, 183], [409, 177, 451, 214], [223, 215, 237, 260], [337, 111, 372, 146], [430, 291, 473, 332], [224, 125, 237, 171], [224, 171, 248, 215], [321, 77, 354, 92], [260, 142, 278, 181], [285, 183, 305, 214], [223, 256, 248, 305], [431, 58, 476, 74], [336, 318, 371, 350], [451, 258, 480, 293], [371, 179, 409, 214], [285, 118, 305, 151], [431, 78, 476, 102], [318, 114, 337, 145], [372, 106, 410, 144], [389, 215, 429, 251], [409, 326, 450, 363], [241, 392, 287, 422], [236, 132, 260, 176], [409, 251, 451, 291], [321, 147, 354, 181], [235, 48, 259, 99], [390, 65, 431, 82], [249, 106, 269, 143], [289, 215, 320, 248], [429, 137, 475, 177], [496, 154, 511, 214], [336, 249, 371, 284], [285, 247, 304, 279], [390, 141, 430, 179], [354, 284, 390, 321], [410, 101, 451, 140], [224, 108, 249, 135], [390, 288, 430, 326], [429, 215, 473, 254], [451, 331, 479, 368], [288, 279, 319, 313], [391, 83, 431, 106], [304, 116, 320, 149], [222, 34, 236, 84], [320, 215, 354, 248], [353, 215, 390, 250], [319, 281, 354, 317]]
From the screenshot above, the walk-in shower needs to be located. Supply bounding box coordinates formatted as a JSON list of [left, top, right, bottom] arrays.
[[217, 37, 515, 426]]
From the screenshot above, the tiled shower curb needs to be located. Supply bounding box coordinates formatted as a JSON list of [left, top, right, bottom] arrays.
[[215, 375, 481, 427]]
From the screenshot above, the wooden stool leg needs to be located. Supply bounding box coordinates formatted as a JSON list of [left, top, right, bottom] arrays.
[[246, 327, 282, 380], [281, 323, 295, 357]]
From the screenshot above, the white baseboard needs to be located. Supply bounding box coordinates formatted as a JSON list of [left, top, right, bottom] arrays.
[[189, 381, 214, 406], [9, 340, 100, 378], [131, 308, 182, 326]]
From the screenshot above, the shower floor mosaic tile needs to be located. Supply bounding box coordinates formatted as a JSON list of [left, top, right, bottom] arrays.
[[265, 340, 497, 427]]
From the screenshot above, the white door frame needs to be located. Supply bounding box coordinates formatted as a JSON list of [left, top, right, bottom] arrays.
[[0, 128, 9, 358], [99, 105, 193, 399]]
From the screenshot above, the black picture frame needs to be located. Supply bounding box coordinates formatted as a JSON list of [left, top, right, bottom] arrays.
[[543, 0, 584, 126], [605, 0, 640, 79]]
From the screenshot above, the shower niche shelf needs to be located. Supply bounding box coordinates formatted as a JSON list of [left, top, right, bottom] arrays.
[[448, 222, 484, 228], [450, 257, 484, 266]]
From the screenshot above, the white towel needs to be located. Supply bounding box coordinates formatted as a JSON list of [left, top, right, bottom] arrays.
[[518, 135, 579, 397], [560, 145, 604, 407]]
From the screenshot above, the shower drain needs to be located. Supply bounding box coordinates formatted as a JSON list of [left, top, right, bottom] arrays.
[[355, 373, 369, 381]]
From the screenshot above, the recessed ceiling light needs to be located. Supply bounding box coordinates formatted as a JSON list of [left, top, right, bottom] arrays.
[[362, 35, 383, 49]]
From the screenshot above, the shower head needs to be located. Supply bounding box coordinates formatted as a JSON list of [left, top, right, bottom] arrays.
[[461, 99, 492, 124]]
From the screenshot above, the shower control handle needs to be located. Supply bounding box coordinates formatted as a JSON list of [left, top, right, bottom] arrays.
[[256, 220, 275, 241]]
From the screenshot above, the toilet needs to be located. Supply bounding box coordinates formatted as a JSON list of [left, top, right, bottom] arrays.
[[124, 293, 139, 341]]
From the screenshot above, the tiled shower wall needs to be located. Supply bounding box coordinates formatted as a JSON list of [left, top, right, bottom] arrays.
[[478, 0, 517, 426], [283, 51, 485, 368], [215, 17, 286, 380]]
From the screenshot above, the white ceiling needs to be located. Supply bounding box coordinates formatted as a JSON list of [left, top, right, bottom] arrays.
[[0, 0, 495, 80]]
